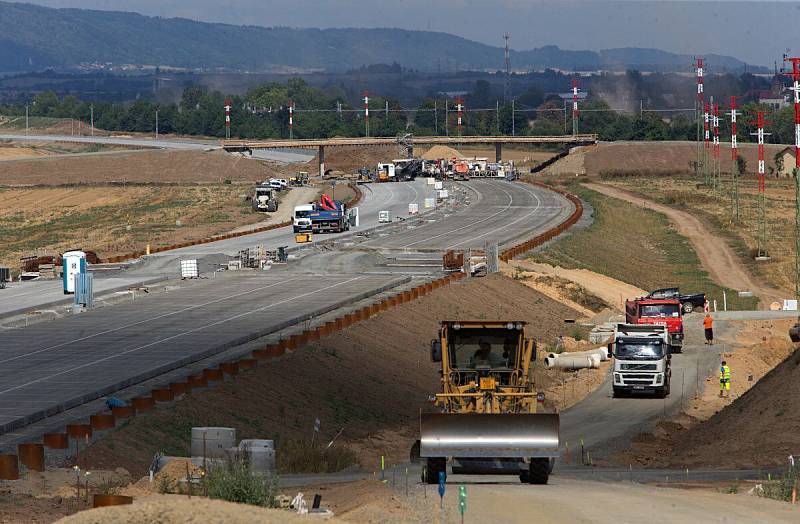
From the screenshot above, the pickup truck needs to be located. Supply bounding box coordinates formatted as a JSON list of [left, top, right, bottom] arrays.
[[646, 288, 706, 314]]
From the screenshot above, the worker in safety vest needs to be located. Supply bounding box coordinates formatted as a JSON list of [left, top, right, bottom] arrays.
[[719, 360, 731, 397], [703, 314, 714, 345]]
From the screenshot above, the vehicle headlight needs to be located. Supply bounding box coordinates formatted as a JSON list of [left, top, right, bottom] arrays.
[[614, 373, 621, 384], [453, 323, 461, 330], [507, 322, 515, 330], [656, 374, 663, 384]]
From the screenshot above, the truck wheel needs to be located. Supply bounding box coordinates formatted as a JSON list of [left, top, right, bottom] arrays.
[[683, 302, 694, 314], [409, 440, 422, 463], [527, 458, 550, 485], [423, 458, 446, 484]]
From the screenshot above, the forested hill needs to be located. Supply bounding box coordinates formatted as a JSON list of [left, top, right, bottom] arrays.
[[0, 1, 764, 74]]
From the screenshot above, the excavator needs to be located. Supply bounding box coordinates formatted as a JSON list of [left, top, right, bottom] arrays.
[[414, 320, 559, 484]]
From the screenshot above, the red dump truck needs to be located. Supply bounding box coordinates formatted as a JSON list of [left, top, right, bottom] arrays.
[[624, 298, 684, 353]]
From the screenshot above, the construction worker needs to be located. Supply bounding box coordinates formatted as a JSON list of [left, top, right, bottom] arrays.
[[719, 360, 731, 397], [703, 313, 714, 345]]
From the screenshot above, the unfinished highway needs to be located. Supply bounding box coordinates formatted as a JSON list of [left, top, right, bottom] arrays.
[[0, 177, 580, 443]]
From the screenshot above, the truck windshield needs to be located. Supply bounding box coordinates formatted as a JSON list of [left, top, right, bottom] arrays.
[[295, 210, 311, 218], [640, 304, 679, 317], [615, 342, 665, 360], [448, 328, 519, 370]]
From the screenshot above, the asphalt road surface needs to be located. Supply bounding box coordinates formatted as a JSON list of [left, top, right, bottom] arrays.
[[359, 179, 574, 251], [0, 272, 407, 435]]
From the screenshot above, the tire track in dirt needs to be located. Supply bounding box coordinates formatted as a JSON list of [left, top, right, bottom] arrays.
[[583, 182, 784, 308]]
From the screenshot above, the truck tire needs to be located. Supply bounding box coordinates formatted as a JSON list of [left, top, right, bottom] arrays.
[[267, 201, 278, 212], [423, 458, 446, 484], [409, 440, 422, 463], [526, 458, 550, 485], [683, 302, 694, 314]]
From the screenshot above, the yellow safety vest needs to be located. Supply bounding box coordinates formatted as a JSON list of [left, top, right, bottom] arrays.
[[719, 365, 730, 381]]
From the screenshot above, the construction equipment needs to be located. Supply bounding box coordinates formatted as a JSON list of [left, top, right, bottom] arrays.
[[289, 172, 309, 187], [252, 183, 278, 212], [415, 321, 559, 485]]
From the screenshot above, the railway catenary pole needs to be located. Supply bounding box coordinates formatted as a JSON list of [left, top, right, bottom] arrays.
[[695, 57, 705, 178], [224, 99, 232, 140], [783, 56, 800, 300], [363, 90, 370, 137], [749, 111, 773, 258], [713, 101, 721, 191], [571, 77, 580, 136], [728, 95, 741, 223], [288, 99, 294, 140]]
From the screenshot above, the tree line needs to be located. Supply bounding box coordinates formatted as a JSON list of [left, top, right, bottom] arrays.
[[1, 77, 796, 145]]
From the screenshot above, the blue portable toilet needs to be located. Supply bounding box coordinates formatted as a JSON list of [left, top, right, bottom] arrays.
[[62, 250, 86, 294]]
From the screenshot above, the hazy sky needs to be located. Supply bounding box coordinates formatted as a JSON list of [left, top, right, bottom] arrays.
[[18, 0, 800, 65]]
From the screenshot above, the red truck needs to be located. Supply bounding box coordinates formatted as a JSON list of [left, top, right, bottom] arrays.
[[625, 298, 684, 353]]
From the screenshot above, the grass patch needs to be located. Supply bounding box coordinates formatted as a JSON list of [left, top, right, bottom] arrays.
[[534, 275, 612, 312], [756, 466, 800, 502], [276, 439, 357, 474], [206, 454, 278, 507], [531, 184, 758, 310]]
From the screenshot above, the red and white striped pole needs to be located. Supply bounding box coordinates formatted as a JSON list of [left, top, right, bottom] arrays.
[[572, 78, 580, 135], [363, 90, 370, 137], [784, 57, 800, 298], [288, 99, 294, 139], [728, 95, 741, 221], [224, 98, 232, 140], [696, 58, 704, 100], [456, 97, 464, 135], [749, 111, 773, 257], [703, 101, 710, 149], [712, 102, 720, 188], [695, 58, 704, 179]]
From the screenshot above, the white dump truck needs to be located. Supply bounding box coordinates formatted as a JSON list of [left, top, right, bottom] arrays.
[[610, 323, 671, 398]]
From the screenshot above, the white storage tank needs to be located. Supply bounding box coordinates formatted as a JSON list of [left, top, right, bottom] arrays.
[[191, 427, 237, 458], [62, 250, 86, 295], [239, 439, 276, 475], [408, 203, 419, 215]]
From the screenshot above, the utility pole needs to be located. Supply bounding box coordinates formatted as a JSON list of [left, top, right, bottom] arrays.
[[703, 100, 710, 185], [90, 104, 94, 136], [224, 99, 231, 140], [749, 111, 773, 258], [155, 108, 159, 139], [728, 95, 741, 223], [25, 104, 28, 135], [512, 99, 516, 137], [496, 100, 500, 134], [445, 98, 449, 137], [503, 33, 511, 102], [712, 100, 720, 191], [363, 90, 370, 137], [695, 57, 705, 178], [288, 99, 294, 139], [782, 55, 800, 299], [456, 96, 464, 136], [434, 100, 438, 135], [571, 77, 580, 135]]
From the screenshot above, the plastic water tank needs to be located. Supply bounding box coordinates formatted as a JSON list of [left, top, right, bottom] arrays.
[[239, 439, 276, 475], [191, 427, 236, 459]]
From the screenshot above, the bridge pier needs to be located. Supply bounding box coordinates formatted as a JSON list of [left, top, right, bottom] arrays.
[[495, 143, 502, 162], [318, 145, 325, 178]]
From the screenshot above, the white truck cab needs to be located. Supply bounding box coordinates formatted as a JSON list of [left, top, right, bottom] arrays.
[[293, 204, 314, 233], [610, 323, 671, 398]]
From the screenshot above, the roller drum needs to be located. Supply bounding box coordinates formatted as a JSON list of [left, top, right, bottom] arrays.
[[420, 413, 559, 459]]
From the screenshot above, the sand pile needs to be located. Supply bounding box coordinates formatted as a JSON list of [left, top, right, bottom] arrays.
[[421, 145, 464, 160]]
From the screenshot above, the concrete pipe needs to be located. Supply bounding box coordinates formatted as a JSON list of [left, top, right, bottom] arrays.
[[544, 355, 600, 370], [547, 348, 608, 362]]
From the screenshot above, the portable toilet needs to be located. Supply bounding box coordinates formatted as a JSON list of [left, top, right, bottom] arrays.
[[62, 250, 86, 294]]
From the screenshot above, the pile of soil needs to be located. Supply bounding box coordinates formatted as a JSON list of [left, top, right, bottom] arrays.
[[56, 498, 336, 524], [582, 141, 788, 177], [421, 145, 464, 160], [303, 145, 398, 173], [0, 149, 281, 185], [78, 274, 580, 477]]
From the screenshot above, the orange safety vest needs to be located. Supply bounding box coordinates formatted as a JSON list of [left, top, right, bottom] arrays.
[[703, 316, 713, 329]]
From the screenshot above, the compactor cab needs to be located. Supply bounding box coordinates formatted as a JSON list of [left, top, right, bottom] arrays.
[[417, 321, 559, 485]]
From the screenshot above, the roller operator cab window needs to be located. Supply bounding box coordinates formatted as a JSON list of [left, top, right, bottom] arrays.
[[448, 328, 520, 371], [640, 304, 680, 318]]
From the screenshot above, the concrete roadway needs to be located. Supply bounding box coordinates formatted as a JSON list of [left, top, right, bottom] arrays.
[[359, 179, 574, 252], [0, 272, 408, 435]]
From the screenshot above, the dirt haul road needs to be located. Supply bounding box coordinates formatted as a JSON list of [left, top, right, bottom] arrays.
[[583, 182, 784, 307]]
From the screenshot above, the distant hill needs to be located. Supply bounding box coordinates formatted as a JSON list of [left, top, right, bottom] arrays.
[[0, 1, 765, 74]]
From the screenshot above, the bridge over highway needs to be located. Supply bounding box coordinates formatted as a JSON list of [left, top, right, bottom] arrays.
[[223, 134, 598, 176]]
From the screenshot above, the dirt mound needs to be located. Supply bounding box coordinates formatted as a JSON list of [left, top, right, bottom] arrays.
[[56, 498, 337, 524], [79, 274, 580, 477], [583, 141, 788, 177], [421, 145, 464, 160], [303, 145, 398, 173], [0, 149, 281, 185]]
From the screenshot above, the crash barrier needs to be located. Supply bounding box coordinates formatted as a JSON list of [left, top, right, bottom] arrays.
[[499, 180, 583, 262]]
